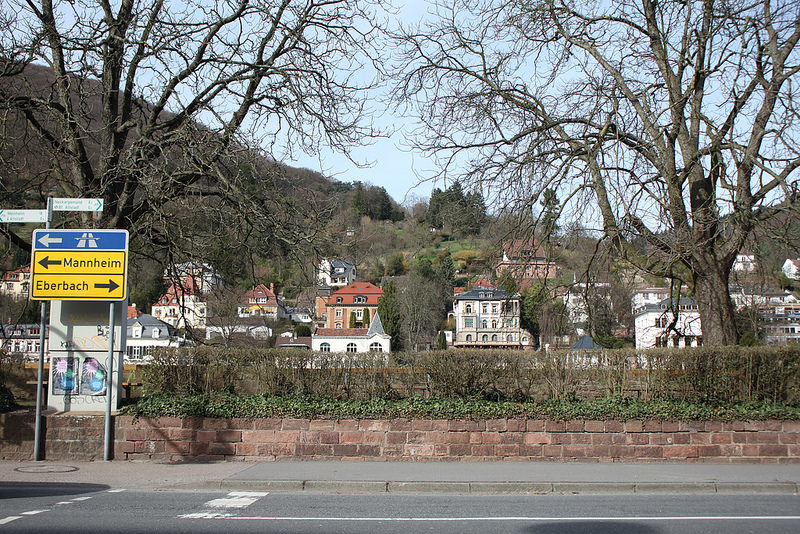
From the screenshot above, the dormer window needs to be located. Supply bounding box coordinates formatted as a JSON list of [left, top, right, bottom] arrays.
[[132, 323, 142, 338], [336, 297, 343, 303]]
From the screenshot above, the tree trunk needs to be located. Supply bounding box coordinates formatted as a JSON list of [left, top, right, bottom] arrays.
[[693, 267, 739, 346]]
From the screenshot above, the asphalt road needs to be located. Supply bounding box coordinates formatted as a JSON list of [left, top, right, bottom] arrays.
[[1, 483, 799, 533]]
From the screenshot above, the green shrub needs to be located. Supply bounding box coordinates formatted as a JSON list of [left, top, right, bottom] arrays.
[[120, 393, 800, 421], [0, 384, 16, 413], [139, 345, 800, 405]]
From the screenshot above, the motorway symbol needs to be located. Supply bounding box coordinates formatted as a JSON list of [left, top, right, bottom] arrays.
[[32, 229, 127, 250]]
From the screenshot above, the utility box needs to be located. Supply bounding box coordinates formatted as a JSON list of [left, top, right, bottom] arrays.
[[47, 300, 127, 412]]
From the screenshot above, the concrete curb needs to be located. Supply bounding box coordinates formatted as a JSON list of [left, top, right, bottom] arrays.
[[189, 480, 800, 495]]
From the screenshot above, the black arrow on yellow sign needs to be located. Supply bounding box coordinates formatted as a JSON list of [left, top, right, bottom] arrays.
[[37, 256, 62, 269], [94, 279, 120, 293]]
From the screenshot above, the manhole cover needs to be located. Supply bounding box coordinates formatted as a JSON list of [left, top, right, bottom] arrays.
[[15, 465, 79, 473]]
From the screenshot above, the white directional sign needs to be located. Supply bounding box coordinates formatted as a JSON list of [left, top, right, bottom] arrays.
[[0, 209, 48, 223], [52, 198, 104, 212]]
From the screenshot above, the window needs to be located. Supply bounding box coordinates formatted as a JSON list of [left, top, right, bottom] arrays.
[[354, 296, 366, 303], [336, 297, 343, 303], [336, 309, 343, 317], [466, 334, 473, 341], [132, 325, 142, 338], [491, 334, 498, 341], [482, 304, 488, 313], [492, 304, 498, 313], [335, 323, 342, 329], [464, 318, 473, 328], [346, 343, 358, 353], [152, 328, 160, 339], [507, 335, 514, 342], [320, 343, 331, 352], [465, 304, 472, 313], [481, 320, 487, 328], [482, 334, 489, 342], [356, 310, 363, 319], [369, 342, 383, 352], [491, 320, 498, 328]]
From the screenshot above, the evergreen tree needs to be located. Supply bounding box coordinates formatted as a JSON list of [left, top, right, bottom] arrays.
[[436, 330, 447, 350], [377, 281, 402, 350], [386, 253, 407, 276], [362, 308, 371, 328], [434, 252, 456, 288], [349, 311, 357, 328], [351, 182, 367, 217]]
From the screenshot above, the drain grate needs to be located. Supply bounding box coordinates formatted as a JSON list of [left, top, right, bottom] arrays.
[[15, 465, 79, 473]]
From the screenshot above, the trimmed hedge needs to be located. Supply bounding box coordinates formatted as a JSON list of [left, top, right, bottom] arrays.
[[139, 345, 800, 404], [120, 393, 800, 421]]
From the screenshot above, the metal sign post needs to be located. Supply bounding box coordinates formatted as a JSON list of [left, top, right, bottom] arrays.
[[33, 200, 53, 461], [104, 302, 116, 461], [1, 197, 108, 461]]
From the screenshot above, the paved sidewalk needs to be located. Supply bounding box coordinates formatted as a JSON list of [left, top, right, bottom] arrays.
[[2, 460, 799, 495]]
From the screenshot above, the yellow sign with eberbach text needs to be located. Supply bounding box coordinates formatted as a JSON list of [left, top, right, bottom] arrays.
[[31, 251, 127, 300]]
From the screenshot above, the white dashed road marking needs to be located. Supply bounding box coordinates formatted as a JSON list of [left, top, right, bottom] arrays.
[[108, 489, 126, 493], [21, 510, 48, 515], [0, 516, 22, 525], [205, 492, 269, 509], [72, 497, 92, 501], [178, 492, 269, 519]]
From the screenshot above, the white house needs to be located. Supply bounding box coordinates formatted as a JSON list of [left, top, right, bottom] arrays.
[[0, 323, 48, 362], [317, 259, 357, 288], [1, 267, 31, 300], [733, 254, 757, 272], [163, 262, 222, 294], [634, 297, 702, 349], [449, 285, 531, 348], [312, 312, 391, 353], [151, 277, 208, 330], [237, 283, 286, 320], [205, 317, 273, 342], [782, 259, 800, 280], [126, 312, 183, 362], [562, 282, 612, 335]]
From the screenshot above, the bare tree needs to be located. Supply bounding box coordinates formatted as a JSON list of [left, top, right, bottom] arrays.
[[0, 0, 383, 264], [394, 0, 800, 345]]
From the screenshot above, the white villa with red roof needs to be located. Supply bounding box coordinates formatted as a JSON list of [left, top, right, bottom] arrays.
[[312, 312, 391, 353], [151, 277, 207, 329], [238, 283, 287, 320]]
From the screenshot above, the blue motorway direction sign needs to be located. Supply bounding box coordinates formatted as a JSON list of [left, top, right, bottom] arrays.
[[32, 229, 128, 251]]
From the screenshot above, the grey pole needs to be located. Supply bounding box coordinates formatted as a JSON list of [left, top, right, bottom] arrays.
[[33, 198, 52, 461], [104, 301, 116, 461]]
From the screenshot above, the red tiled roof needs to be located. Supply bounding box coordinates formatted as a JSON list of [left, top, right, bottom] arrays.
[[503, 240, 546, 259], [154, 277, 204, 306], [240, 284, 279, 306], [328, 282, 383, 306], [128, 306, 142, 319], [314, 328, 369, 337]]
